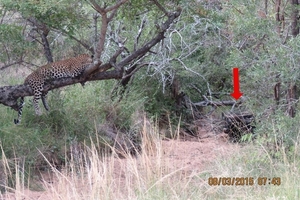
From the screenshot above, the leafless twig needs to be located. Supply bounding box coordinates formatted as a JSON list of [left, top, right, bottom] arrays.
[[0, 60, 23, 70]]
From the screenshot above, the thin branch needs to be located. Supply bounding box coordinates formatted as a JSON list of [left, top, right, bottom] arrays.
[[110, 47, 124, 64], [0, 9, 6, 24], [232, 6, 244, 15], [109, 37, 130, 56], [174, 57, 212, 102], [134, 16, 147, 51], [117, 8, 182, 67], [27, 17, 53, 62], [0, 60, 23, 70], [151, 0, 169, 16], [190, 84, 202, 94], [193, 100, 242, 107], [89, 0, 105, 14], [122, 63, 149, 80], [89, 0, 127, 14], [104, 0, 128, 13], [108, 8, 118, 22], [21, 61, 40, 68], [54, 28, 94, 53]]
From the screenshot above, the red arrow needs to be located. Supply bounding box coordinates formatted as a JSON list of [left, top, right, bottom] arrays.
[[231, 68, 243, 100]]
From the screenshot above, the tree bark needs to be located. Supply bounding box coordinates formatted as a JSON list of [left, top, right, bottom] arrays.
[[290, 0, 299, 37], [83, 0, 128, 76], [275, 0, 285, 36], [286, 83, 297, 118], [27, 17, 53, 63], [41, 31, 53, 63]]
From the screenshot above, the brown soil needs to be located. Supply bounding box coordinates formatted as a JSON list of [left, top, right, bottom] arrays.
[[160, 132, 239, 174]]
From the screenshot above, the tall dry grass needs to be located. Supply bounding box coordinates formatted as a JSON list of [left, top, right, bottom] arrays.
[[0, 118, 300, 200], [0, 118, 201, 200]]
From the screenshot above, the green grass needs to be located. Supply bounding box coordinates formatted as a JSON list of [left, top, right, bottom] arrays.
[[0, 78, 148, 171]]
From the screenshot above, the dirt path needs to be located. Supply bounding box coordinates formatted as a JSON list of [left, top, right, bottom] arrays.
[[161, 132, 239, 174]]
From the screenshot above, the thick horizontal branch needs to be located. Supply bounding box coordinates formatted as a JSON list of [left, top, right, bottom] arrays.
[[193, 100, 242, 107], [0, 85, 29, 111], [0, 64, 122, 111]]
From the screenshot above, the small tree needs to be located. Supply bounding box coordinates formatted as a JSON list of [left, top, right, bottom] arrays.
[[0, 0, 181, 115]]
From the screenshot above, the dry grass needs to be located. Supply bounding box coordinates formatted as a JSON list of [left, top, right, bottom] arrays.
[[0, 119, 299, 200]]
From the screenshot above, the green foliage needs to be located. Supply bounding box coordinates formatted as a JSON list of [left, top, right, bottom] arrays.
[[0, 0, 92, 64], [1, 0, 90, 34], [256, 111, 300, 160], [0, 24, 32, 61], [120, 0, 181, 21], [0, 105, 54, 161], [0, 77, 149, 168], [220, 0, 300, 152]]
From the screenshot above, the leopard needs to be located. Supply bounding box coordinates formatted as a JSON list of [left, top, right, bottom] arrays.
[[14, 54, 93, 124]]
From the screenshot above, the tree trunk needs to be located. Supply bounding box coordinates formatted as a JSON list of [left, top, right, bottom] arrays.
[[27, 17, 53, 63], [275, 0, 285, 36], [41, 31, 53, 63], [290, 0, 299, 37], [286, 83, 297, 118]]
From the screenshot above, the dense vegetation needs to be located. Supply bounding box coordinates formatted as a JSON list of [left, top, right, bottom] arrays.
[[0, 0, 300, 198]]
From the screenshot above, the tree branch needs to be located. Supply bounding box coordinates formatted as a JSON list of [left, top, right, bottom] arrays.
[[104, 0, 128, 13], [27, 17, 53, 62], [0, 65, 122, 111], [134, 16, 147, 51], [0, 60, 23, 70], [54, 28, 94, 54], [150, 0, 169, 16]]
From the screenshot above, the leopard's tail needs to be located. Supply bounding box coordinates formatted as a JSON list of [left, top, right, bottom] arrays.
[[14, 97, 25, 124]]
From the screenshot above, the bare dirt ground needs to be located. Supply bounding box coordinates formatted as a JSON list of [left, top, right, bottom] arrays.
[[2, 127, 240, 200], [160, 132, 239, 174]]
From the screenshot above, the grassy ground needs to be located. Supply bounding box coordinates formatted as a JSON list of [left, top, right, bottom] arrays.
[[0, 119, 299, 200]]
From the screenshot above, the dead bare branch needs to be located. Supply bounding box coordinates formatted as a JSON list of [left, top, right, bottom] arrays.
[[122, 63, 149, 80], [117, 9, 182, 67], [193, 100, 243, 107], [134, 16, 147, 51]]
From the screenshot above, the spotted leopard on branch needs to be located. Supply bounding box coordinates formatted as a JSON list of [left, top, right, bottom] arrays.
[[14, 54, 93, 124]]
